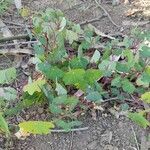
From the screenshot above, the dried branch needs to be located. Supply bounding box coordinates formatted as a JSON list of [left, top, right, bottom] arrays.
[[94, 0, 120, 28], [50, 127, 89, 133], [0, 48, 34, 55], [0, 34, 29, 43], [80, 14, 106, 26]]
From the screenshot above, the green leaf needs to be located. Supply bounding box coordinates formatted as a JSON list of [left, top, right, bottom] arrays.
[[59, 17, 66, 31], [0, 67, 16, 84], [111, 76, 122, 88], [116, 63, 130, 73], [68, 120, 82, 128], [63, 69, 86, 90], [140, 46, 150, 58], [55, 120, 82, 132], [66, 30, 78, 44], [0, 114, 10, 135], [140, 71, 150, 83], [121, 79, 135, 94], [122, 37, 133, 48], [23, 79, 46, 95], [64, 97, 79, 111], [52, 95, 67, 105], [48, 66, 65, 81], [51, 96, 78, 112], [41, 85, 54, 102], [86, 91, 103, 102], [55, 81, 67, 96], [72, 24, 83, 34], [99, 60, 116, 76], [70, 57, 88, 69], [19, 121, 55, 134], [136, 76, 149, 88], [123, 49, 134, 67], [90, 50, 101, 63], [128, 112, 150, 128], [142, 66, 150, 83], [49, 104, 62, 114], [0, 87, 17, 101], [38, 64, 64, 81], [121, 103, 129, 111], [141, 92, 150, 104], [34, 44, 45, 57], [85, 69, 103, 85]]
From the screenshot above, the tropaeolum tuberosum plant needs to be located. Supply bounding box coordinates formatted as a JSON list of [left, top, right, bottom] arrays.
[[0, 8, 150, 137]]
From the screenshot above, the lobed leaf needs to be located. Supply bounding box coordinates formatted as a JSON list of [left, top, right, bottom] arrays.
[[23, 79, 46, 95], [0, 67, 16, 84], [141, 92, 150, 104], [128, 112, 150, 129], [0, 114, 10, 135], [19, 121, 55, 134]]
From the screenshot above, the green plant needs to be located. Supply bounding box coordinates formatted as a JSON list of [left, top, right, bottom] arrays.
[[19, 8, 150, 133], [128, 91, 150, 128], [0, 67, 17, 136], [1, 8, 150, 137], [0, 0, 12, 15]]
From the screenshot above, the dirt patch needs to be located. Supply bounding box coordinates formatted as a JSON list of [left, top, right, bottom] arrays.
[[2, 0, 150, 35], [9, 115, 144, 150]]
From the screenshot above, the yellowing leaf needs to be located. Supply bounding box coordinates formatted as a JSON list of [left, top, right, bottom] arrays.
[[19, 7, 30, 17], [128, 112, 150, 128], [18, 121, 55, 135], [23, 79, 46, 95], [141, 92, 150, 104]]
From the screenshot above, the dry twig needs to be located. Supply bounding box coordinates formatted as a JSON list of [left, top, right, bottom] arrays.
[[50, 127, 88, 133], [94, 0, 120, 28], [80, 14, 106, 26], [131, 126, 140, 150], [69, 132, 74, 150], [0, 48, 34, 55]]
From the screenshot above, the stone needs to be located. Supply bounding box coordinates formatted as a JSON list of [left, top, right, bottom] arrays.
[[104, 145, 118, 150], [87, 141, 98, 149]]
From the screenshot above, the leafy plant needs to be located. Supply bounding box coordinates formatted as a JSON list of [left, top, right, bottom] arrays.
[[0, 67, 17, 135], [128, 112, 150, 129], [1, 8, 149, 138], [0, 113, 10, 136], [0, 67, 16, 84], [128, 91, 150, 128], [0, 0, 12, 15], [21, 9, 150, 132]]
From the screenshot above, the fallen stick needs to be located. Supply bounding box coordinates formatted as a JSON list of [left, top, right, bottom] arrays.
[[88, 24, 115, 40], [0, 40, 38, 48], [3, 20, 31, 28], [0, 34, 29, 43], [50, 127, 89, 133], [0, 48, 34, 55], [94, 0, 120, 28], [80, 14, 106, 26]]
